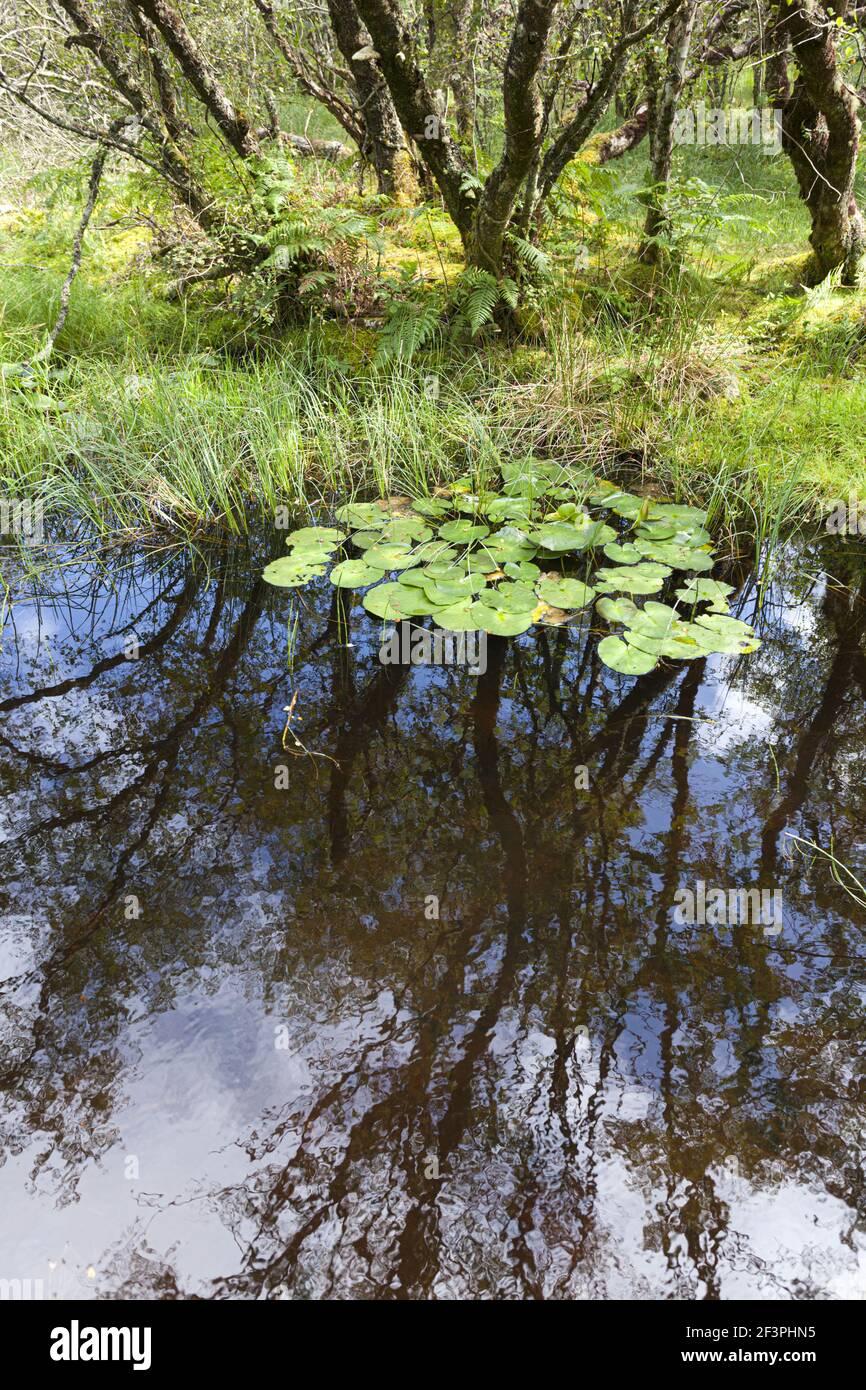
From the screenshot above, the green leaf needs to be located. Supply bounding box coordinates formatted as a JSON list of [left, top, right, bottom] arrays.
[[362, 581, 413, 619], [439, 519, 490, 543], [504, 560, 541, 582], [263, 557, 326, 587], [603, 542, 643, 564], [363, 543, 421, 571], [286, 525, 346, 548], [329, 559, 386, 589], [536, 576, 596, 609], [596, 595, 641, 625], [492, 581, 539, 613], [597, 635, 658, 675], [434, 602, 480, 632], [469, 603, 535, 636]]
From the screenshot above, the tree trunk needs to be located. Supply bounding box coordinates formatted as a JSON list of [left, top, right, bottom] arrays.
[[775, 0, 865, 285], [325, 0, 417, 200], [640, 2, 698, 265]]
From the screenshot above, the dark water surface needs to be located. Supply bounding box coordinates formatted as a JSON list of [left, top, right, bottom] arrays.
[[1, 536, 866, 1300]]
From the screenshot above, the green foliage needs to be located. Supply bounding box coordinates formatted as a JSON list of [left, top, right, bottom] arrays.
[[264, 471, 760, 674]]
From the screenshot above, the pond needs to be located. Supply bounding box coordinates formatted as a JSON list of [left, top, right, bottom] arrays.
[[1, 532, 865, 1299]]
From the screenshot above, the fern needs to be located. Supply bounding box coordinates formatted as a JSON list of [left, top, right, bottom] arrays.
[[375, 296, 442, 363], [506, 233, 551, 278], [454, 267, 500, 334]]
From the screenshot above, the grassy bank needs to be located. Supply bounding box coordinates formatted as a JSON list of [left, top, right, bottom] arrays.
[[1, 139, 865, 551]]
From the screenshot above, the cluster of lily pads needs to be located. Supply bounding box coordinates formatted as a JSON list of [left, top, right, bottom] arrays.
[[262, 460, 760, 674]]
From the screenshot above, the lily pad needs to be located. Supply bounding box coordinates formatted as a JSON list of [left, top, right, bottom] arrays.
[[362, 582, 413, 619], [439, 519, 490, 543], [676, 578, 735, 611], [492, 581, 539, 614], [434, 602, 480, 632], [594, 564, 667, 595], [536, 576, 596, 609], [469, 603, 535, 636], [504, 560, 541, 582], [603, 542, 643, 565], [329, 559, 386, 589], [597, 635, 658, 675], [596, 595, 641, 625], [286, 525, 346, 548], [363, 543, 421, 571], [263, 556, 327, 587]]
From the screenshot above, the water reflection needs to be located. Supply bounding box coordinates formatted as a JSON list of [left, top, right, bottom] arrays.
[[1, 536, 865, 1299]]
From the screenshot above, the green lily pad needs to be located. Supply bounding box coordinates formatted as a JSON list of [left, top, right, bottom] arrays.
[[363, 543, 421, 571], [597, 635, 658, 675], [504, 560, 541, 582], [492, 581, 539, 613], [410, 497, 451, 519], [329, 559, 386, 589], [423, 574, 487, 604], [469, 603, 536, 636], [350, 530, 384, 550], [362, 581, 412, 619], [596, 596, 641, 625], [603, 542, 643, 565], [335, 502, 389, 528], [694, 612, 760, 653], [263, 557, 327, 587], [439, 519, 490, 543], [434, 602, 480, 632], [594, 564, 667, 595], [412, 541, 458, 563], [286, 525, 346, 548], [536, 576, 596, 609], [379, 516, 433, 544], [676, 579, 735, 611]]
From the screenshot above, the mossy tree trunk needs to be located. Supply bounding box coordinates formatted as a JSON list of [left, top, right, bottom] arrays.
[[774, 0, 865, 285]]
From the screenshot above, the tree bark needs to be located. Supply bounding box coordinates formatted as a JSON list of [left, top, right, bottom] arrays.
[[640, 2, 698, 264], [324, 0, 417, 199], [775, 0, 865, 284], [129, 0, 258, 159]]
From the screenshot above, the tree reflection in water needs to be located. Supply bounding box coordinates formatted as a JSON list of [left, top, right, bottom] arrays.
[[0, 538, 865, 1299]]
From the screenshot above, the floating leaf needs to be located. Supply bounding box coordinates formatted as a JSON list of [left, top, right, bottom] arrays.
[[469, 603, 535, 636], [676, 578, 735, 611], [492, 581, 539, 613], [594, 564, 667, 595], [435, 602, 480, 632], [263, 557, 326, 587], [335, 502, 390, 528], [439, 519, 490, 543], [423, 574, 487, 604], [363, 543, 421, 571], [286, 525, 346, 548], [597, 635, 658, 675], [329, 559, 385, 589], [410, 497, 451, 519], [596, 595, 641, 625], [362, 581, 412, 619], [603, 542, 643, 564], [637, 541, 714, 572], [379, 516, 433, 544], [504, 560, 541, 582], [536, 576, 596, 609]]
